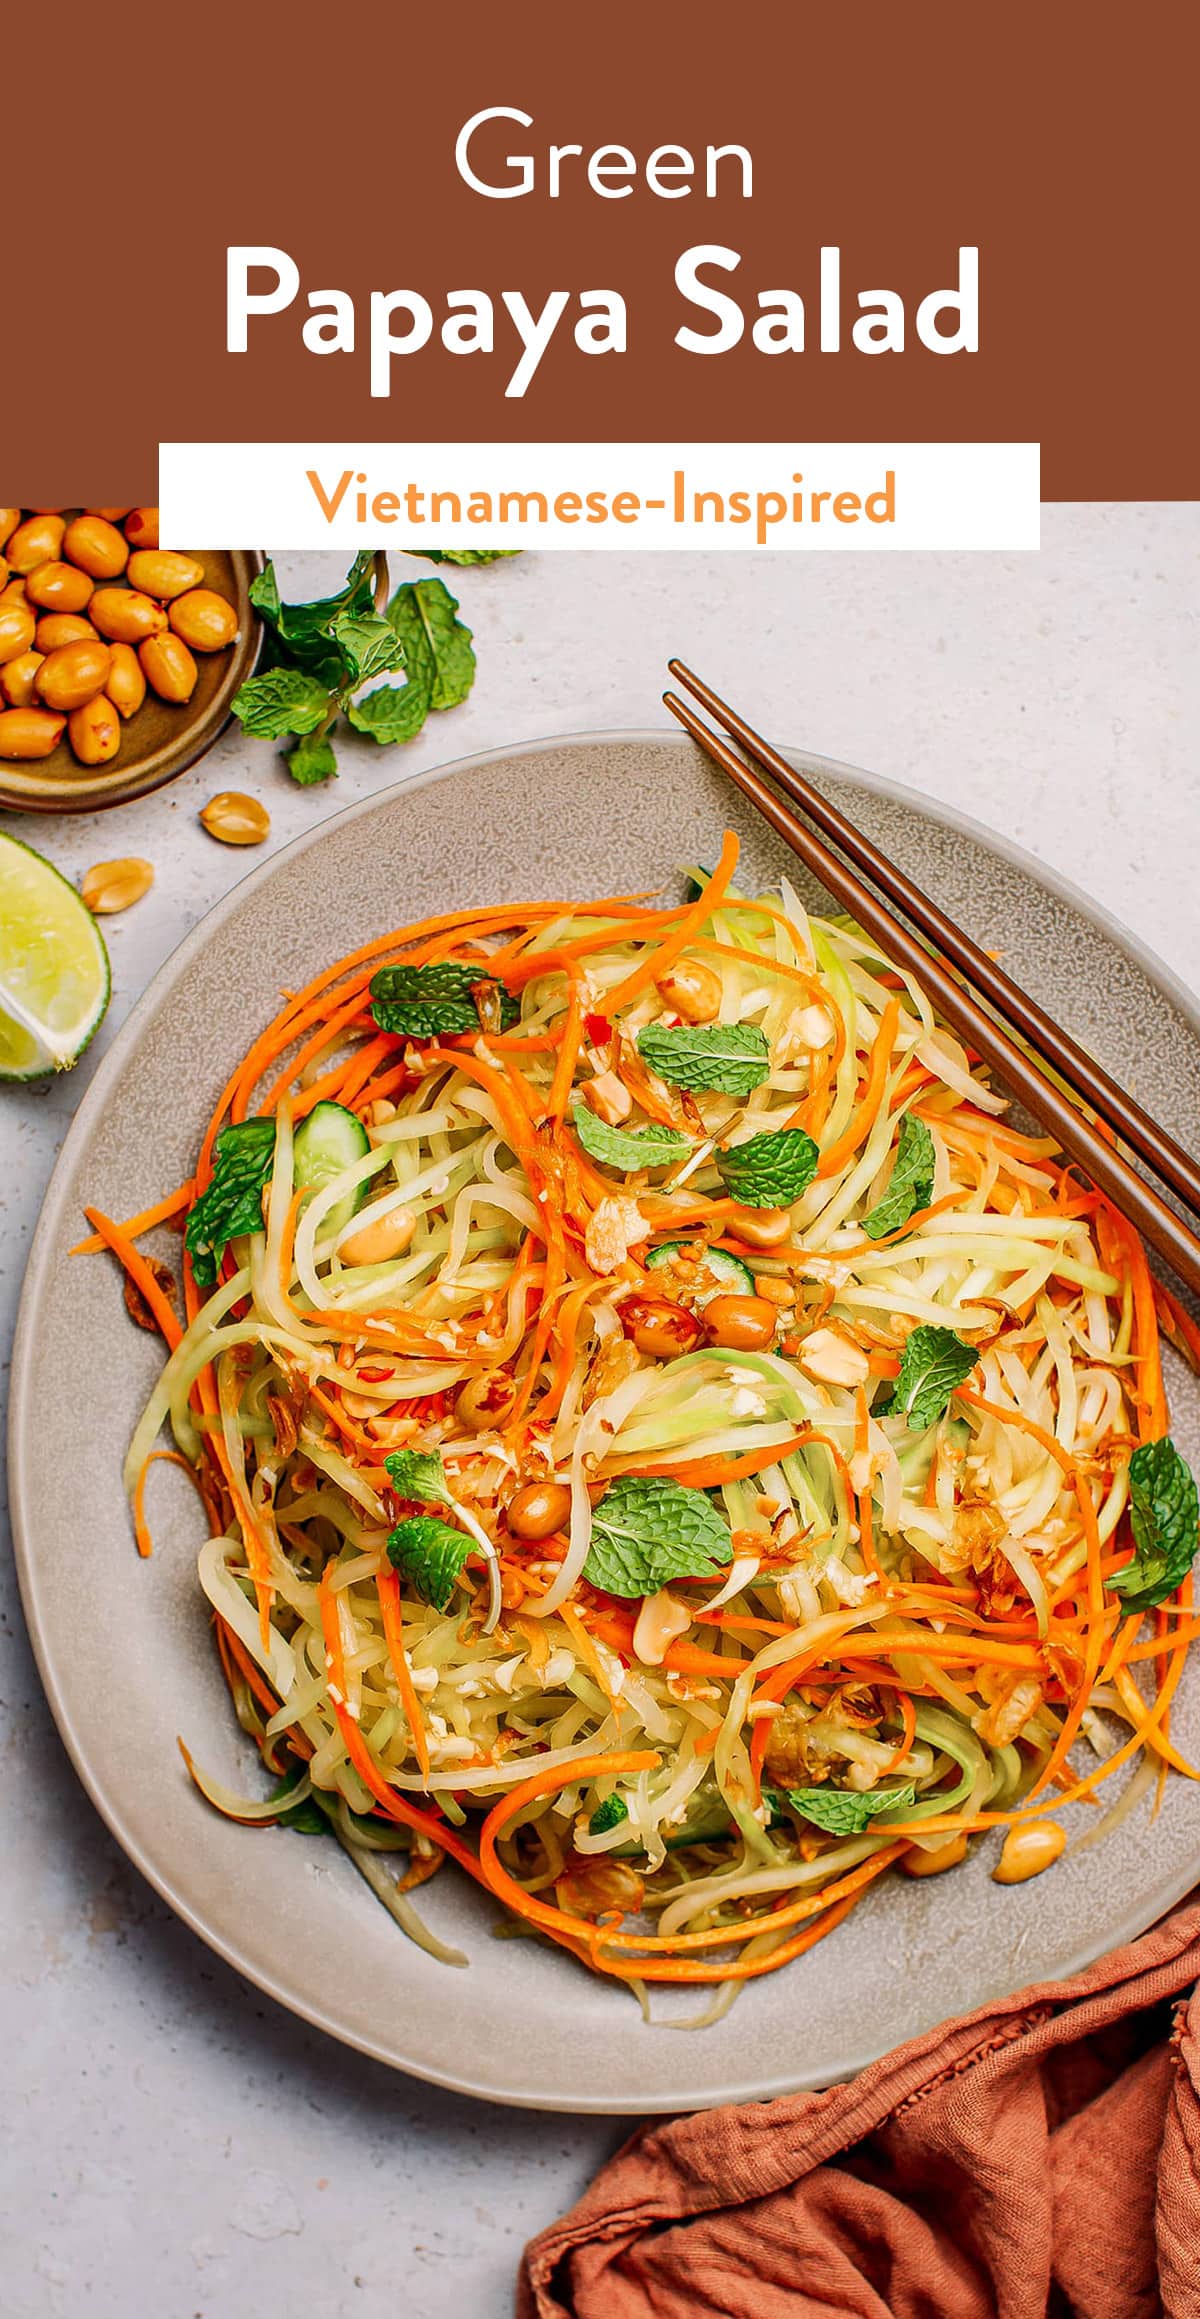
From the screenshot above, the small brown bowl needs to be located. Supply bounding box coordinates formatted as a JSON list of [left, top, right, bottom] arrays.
[[0, 537, 265, 814]]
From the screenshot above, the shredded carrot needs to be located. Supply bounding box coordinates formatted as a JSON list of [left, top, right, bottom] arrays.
[[603, 831, 740, 1012], [816, 995, 902, 1178], [98, 840, 1200, 2004], [376, 1571, 431, 1782], [72, 1178, 194, 1256], [83, 1205, 183, 1349]]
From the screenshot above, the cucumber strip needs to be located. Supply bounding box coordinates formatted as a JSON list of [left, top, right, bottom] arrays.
[[293, 1101, 371, 1237], [646, 1241, 756, 1302]]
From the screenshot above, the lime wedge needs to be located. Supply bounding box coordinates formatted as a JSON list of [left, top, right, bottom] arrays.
[[0, 833, 111, 1078]]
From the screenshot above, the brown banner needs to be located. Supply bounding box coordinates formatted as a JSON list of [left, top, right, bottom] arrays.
[[9, 0, 1197, 504]]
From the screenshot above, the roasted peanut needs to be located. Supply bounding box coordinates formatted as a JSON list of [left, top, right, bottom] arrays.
[[455, 1370, 519, 1432], [554, 1858, 644, 1920], [84, 508, 131, 521], [900, 1833, 970, 1878], [704, 1293, 778, 1352], [0, 557, 6, 589], [0, 601, 36, 665], [632, 1587, 692, 1666], [89, 586, 168, 642], [35, 612, 97, 653], [199, 791, 270, 845], [0, 650, 44, 708], [992, 1821, 1066, 1885], [5, 514, 64, 572], [67, 692, 120, 766], [725, 1202, 793, 1249], [25, 560, 94, 613], [104, 640, 146, 719], [0, 706, 66, 759], [80, 857, 154, 914], [753, 1274, 794, 1307], [338, 1206, 417, 1266], [35, 638, 111, 711], [507, 1479, 572, 1540], [138, 631, 197, 703], [795, 1327, 870, 1387], [619, 1293, 702, 1360], [126, 548, 204, 600], [0, 510, 19, 549], [62, 515, 129, 580], [654, 959, 723, 1024], [123, 507, 159, 550], [0, 579, 29, 604], [168, 587, 238, 653]]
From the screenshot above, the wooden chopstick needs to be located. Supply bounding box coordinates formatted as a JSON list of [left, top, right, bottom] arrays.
[[663, 684, 1200, 1307], [669, 657, 1200, 1223]]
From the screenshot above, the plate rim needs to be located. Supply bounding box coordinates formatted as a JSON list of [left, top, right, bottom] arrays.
[[11, 722, 1200, 2113]]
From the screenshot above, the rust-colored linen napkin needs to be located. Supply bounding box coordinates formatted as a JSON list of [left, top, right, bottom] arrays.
[[519, 1900, 1200, 2319]]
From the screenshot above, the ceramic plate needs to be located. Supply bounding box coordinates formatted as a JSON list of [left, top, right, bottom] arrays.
[[12, 732, 1200, 2113]]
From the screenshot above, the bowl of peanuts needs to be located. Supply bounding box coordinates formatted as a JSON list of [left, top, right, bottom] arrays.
[[0, 510, 264, 812]]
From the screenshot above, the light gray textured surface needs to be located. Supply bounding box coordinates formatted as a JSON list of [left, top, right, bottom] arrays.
[[2, 509, 1198, 2315]]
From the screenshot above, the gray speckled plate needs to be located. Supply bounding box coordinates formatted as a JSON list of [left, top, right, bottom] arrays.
[[11, 732, 1200, 2114]]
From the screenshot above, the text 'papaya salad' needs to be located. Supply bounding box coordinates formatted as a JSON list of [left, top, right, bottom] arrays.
[[81, 830, 1200, 2020]]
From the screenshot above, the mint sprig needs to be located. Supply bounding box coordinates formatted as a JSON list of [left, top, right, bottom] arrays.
[[583, 1476, 732, 1597], [864, 1114, 935, 1240], [878, 1324, 978, 1432], [588, 1795, 629, 1834], [370, 960, 519, 1041], [412, 550, 519, 566], [571, 1104, 692, 1174], [385, 1448, 454, 1509], [717, 1127, 819, 1208], [185, 1118, 276, 1288], [387, 1514, 473, 1613], [1108, 1436, 1199, 1614], [234, 555, 501, 785], [637, 1021, 770, 1099], [787, 1781, 916, 1835]]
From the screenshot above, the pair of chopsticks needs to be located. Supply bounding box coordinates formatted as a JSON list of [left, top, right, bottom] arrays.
[[664, 660, 1200, 1307]]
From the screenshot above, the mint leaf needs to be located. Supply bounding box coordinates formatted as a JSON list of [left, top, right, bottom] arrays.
[[787, 1781, 916, 1835], [583, 1476, 732, 1596], [717, 1128, 819, 1208], [410, 549, 519, 565], [370, 960, 519, 1040], [185, 1117, 276, 1288], [346, 681, 430, 746], [588, 1795, 629, 1833], [571, 1103, 692, 1174], [864, 1114, 935, 1240], [250, 553, 376, 671], [637, 1021, 770, 1098], [1108, 1437, 1200, 1613], [248, 563, 282, 625], [385, 1448, 453, 1510], [879, 1324, 978, 1431], [286, 732, 338, 785], [231, 667, 331, 740], [387, 578, 475, 712], [387, 1514, 472, 1612], [330, 610, 406, 687]]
